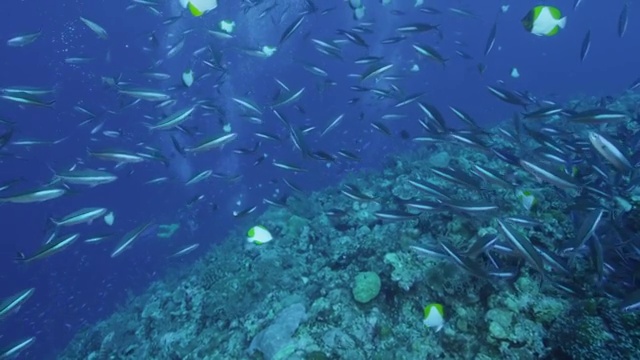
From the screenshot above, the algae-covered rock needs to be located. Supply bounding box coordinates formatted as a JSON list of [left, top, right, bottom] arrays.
[[486, 308, 512, 340], [549, 299, 640, 360], [383, 252, 423, 291], [429, 151, 450, 168], [352, 272, 381, 304]]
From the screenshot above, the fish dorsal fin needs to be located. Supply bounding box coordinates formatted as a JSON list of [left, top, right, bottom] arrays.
[[548, 6, 562, 20], [533, 5, 544, 19], [188, 3, 203, 17]]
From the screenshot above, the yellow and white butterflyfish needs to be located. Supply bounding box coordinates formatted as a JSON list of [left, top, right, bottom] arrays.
[[521, 6, 566, 36], [104, 211, 115, 226], [220, 20, 235, 34], [179, 0, 218, 17], [423, 303, 444, 332], [516, 189, 537, 211], [182, 69, 194, 87], [247, 225, 273, 245], [261, 45, 277, 57]]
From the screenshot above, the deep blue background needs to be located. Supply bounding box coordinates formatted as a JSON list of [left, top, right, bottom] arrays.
[[0, 0, 636, 358]]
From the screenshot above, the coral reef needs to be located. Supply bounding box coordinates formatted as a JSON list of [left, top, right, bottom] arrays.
[[352, 272, 382, 304], [58, 93, 640, 359]]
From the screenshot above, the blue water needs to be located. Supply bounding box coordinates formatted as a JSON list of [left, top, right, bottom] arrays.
[[0, 0, 636, 358]]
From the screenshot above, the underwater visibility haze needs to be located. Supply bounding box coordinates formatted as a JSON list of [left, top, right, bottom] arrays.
[[1, 0, 640, 359]]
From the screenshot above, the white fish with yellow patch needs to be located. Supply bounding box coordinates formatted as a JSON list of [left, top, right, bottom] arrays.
[[220, 20, 235, 34], [182, 69, 194, 87], [247, 225, 273, 245], [179, 0, 218, 17], [104, 211, 115, 226], [521, 6, 566, 36], [423, 303, 444, 332]]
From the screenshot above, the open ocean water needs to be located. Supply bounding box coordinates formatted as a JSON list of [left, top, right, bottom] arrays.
[[1, 1, 640, 359]]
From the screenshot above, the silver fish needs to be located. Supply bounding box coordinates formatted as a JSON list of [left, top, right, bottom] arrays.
[[50, 207, 108, 226], [0, 288, 35, 319], [79, 17, 108, 39], [0, 337, 35, 358], [588, 131, 632, 172], [18, 233, 79, 262], [496, 219, 545, 275], [6, 31, 41, 47], [0, 188, 66, 203], [111, 222, 154, 258], [169, 243, 200, 258], [185, 133, 238, 153]]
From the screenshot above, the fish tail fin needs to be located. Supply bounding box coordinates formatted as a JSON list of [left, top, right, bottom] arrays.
[[44, 165, 63, 187], [52, 82, 63, 97], [558, 17, 567, 29], [114, 74, 124, 89], [45, 164, 57, 177], [15, 252, 26, 262]]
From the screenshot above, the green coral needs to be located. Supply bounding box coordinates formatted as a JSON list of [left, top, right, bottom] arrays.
[[486, 309, 512, 340], [352, 271, 381, 304], [532, 297, 567, 325]]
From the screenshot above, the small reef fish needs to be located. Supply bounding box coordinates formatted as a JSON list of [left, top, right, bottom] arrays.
[[521, 6, 566, 36], [247, 225, 273, 245], [423, 303, 444, 332]]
